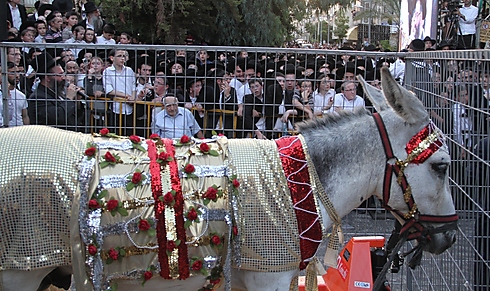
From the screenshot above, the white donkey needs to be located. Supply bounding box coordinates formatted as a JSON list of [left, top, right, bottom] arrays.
[[0, 68, 457, 291]]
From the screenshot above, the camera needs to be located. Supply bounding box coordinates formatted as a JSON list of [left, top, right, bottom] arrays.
[[447, 0, 463, 11]]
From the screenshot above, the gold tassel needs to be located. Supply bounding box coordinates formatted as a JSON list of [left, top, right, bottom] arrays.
[[289, 275, 299, 291], [305, 260, 318, 291]]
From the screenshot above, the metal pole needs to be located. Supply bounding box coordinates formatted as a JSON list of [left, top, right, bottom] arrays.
[[0, 0, 8, 41], [320, 19, 323, 45], [368, 1, 372, 44]]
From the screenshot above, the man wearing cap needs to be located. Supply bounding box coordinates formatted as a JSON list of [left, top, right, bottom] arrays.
[[78, 1, 103, 35], [455, 0, 478, 49], [28, 52, 85, 131], [437, 40, 452, 50], [423, 36, 436, 50], [407, 39, 431, 99], [45, 12, 63, 43]]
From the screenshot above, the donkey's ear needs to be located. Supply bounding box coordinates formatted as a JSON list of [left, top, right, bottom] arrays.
[[380, 67, 429, 125], [357, 75, 389, 112]]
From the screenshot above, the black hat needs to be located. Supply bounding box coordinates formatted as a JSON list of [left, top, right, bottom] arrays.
[[364, 44, 379, 51], [38, 4, 55, 17], [185, 68, 205, 89], [32, 51, 58, 75], [167, 57, 186, 75], [423, 36, 436, 45], [45, 12, 57, 23], [52, 0, 74, 13], [84, 1, 98, 13], [409, 39, 425, 51], [282, 64, 303, 80], [336, 62, 365, 80], [437, 40, 451, 50]]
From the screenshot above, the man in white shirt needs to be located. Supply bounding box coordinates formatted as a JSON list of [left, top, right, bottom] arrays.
[[332, 81, 365, 112], [6, 62, 29, 126], [103, 49, 139, 136], [455, 0, 479, 49], [152, 95, 204, 139], [6, 0, 27, 31]]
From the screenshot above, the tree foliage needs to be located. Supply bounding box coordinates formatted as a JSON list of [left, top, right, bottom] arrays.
[[333, 9, 349, 43], [352, 0, 401, 26], [98, 0, 307, 45]]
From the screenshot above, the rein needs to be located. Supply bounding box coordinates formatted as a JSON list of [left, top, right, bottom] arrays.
[[372, 113, 458, 290]]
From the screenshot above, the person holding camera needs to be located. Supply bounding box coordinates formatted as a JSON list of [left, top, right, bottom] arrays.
[[455, 0, 478, 49]]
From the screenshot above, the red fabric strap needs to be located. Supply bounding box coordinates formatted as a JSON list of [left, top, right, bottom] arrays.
[[276, 136, 322, 270]]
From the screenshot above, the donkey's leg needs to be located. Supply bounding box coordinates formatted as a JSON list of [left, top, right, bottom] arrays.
[[0, 268, 55, 291], [231, 269, 298, 291]]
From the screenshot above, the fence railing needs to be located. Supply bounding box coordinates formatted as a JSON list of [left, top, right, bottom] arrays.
[[1, 42, 488, 290]]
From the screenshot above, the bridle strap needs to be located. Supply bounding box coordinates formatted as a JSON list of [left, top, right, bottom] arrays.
[[373, 113, 414, 213], [372, 113, 458, 230]]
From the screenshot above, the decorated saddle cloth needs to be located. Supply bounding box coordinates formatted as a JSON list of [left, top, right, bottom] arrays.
[[228, 137, 323, 272], [75, 133, 232, 291], [0, 125, 91, 271]]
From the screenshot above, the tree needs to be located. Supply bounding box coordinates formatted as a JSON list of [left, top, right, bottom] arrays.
[[333, 9, 349, 44], [98, 0, 308, 45], [352, 0, 401, 26]]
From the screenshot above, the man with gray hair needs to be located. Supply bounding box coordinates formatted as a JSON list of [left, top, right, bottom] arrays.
[[151, 95, 204, 139]]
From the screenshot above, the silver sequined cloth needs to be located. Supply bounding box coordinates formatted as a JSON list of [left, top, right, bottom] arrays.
[[227, 139, 301, 272], [0, 125, 91, 270]]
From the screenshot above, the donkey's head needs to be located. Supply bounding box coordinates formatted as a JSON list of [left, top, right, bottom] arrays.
[[360, 67, 457, 256]]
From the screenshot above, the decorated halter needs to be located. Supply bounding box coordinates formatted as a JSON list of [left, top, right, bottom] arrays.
[[372, 113, 458, 240]]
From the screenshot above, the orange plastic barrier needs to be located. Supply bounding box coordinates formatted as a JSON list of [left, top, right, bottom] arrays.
[[299, 236, 385, 291]]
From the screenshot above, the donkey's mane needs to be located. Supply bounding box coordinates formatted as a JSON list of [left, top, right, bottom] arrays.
[[296, 108, 371, 134]]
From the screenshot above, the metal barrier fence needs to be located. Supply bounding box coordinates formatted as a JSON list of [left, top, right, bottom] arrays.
[[0, 42, 488, 290]]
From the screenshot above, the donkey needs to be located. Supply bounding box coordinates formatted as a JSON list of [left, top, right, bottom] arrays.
[[0, 68, 457, 291]]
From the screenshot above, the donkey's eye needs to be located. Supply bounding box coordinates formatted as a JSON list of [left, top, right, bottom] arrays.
[[431, 163, 448, 174]]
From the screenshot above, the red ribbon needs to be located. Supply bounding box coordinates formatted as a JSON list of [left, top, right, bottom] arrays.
[[146, 140, 170, 279], [405, 123, 443, 164], [275, 136, 322, 270], [163, 138, 189, 279]]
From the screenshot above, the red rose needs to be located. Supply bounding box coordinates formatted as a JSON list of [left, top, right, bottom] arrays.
[[180, 135, 190, 144], [138, 219, 151, 231], [232, 179, 240, 188], [163, 192, 174, 205], [88, 199, 100, 209], [85, 147, 96, 157], [166, 240, 176, 251], [184, 164, 195, 174], [187, 208, 198, 221], [232, 226, 238, 236], [218, 133, 225, 137], [108, 248, 119, 260], [191, 260, 203, 271], [210, 278, 220, 285], [104, 151, 116, 163], [88, 244, 97, 255], [149, 133, 160, 139], [204, 187, 218, 200], [211, 235, 221, 245], [106, 199, 119, 211], [144, 271, 153, 281], [199, 142, 210, 153], [129, 135, 141, 143], [100, 128, 110, 136], [131, 172, 142, 184], [158, 152, 170, 161]]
